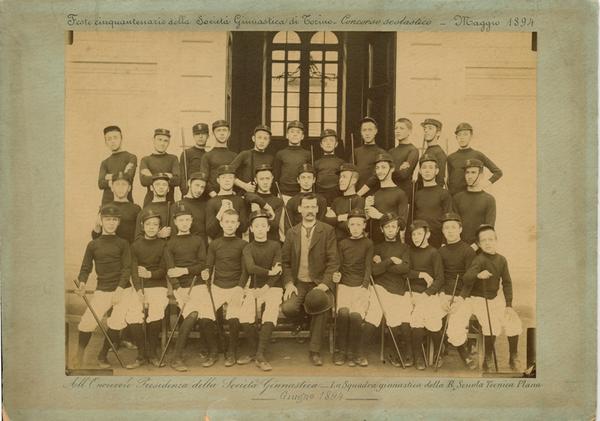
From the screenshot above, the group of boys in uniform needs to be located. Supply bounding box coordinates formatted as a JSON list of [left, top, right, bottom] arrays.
[[74, 116, 523, 373]]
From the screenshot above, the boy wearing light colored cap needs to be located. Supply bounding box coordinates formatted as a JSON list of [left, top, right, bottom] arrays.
[[437, 212, 477, 369], [125, 208, 169, 368], [363, 212, 413, 367], [364, 153, 409, 244], [239, 210, 284, 371], [205, 165, 249, 239], [180, 123, 209, 195], [452, 159, 496, 248], [92, 171, 141, 244], [354, 116, 387, 189], [413, 154, 453, 248], [75, 204, 131, 369], [420, 119, 447, 187], [139, 128, 181, 206], [447, 123, 503, 196], [98, 125, 137, 204], [331, 208, 373, 367], [200, 120, 237, 197], [285, 163, 328, 228], [230, 124, 274, 193], [407, 219, 445, 370], [327, 163, 366, 240], [314, 129, 344, 205], [165, 202, 209, 372], [273, 120, 311, 201], [462, 225, 522, 371], [134, 173, 172, 241]]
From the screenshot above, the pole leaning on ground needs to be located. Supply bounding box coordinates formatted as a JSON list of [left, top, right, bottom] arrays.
[[369, 275, 406, 368], [434, 274, 460, 371], [72, 279, 125, 368]]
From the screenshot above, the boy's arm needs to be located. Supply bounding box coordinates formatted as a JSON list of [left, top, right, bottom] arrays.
[[500, 256, 514, 307], [461, 255, 483, 298], [187, 240, 207, 276], [77, 243, 95, 283], [205, 199, 222, 239], [126, 154, 137, 183], [152, 245, 167, 280], [485, 195, 497, 226], [243, 245, 270, 276], [98, 160, 109, 190], [169, 155, 181, 189], [267, 244, 282, 287], [362, 240, 374, 287], [425, 251, 445, 295], [388, 247, 411, 275], [139, 157, 153, 187], [481, 152, 503, 184], [164, 242, 179, 289], [118, 242, 132, 289]]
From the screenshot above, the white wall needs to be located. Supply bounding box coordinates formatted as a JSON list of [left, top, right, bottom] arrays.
[[65, 32, 227, 286], [396, 32, 536, 315]]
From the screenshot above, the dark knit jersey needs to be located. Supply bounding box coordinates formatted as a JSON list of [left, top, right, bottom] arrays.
[[463, 252, 513, 306], [285, 192, 328, 227], [273, 145, 311, 195], [92, 201, 141, 244], [314, 154, 344, 194], [205, 194, 249, 239], [78, 235, 131, 292], [365, 143, 419, 200], [169, 197, 208, 240], [414, 185, 452, 233], [229, 149, 274, 184], [179, 146, 206, 195], [372, 186, 409, 244], [130, 237, 167, 289], [134, 201, 170, 240], [207, 236, 248, 289], [452, 190, 496, 245], [327, 194, 366, 240], [242, 240, 282, 288], [438, 240, 476, 298], [98, 151, 137, 204], [408, 245, 444, 294], [419, 144, 447, 187], [447, 148, 503, 196], [199, 147, 237, 194], [372, 240, 411, 295], [139, 153, 181, 205], [244, 192, 284, 242], [165, 234, 207, 289], [338, 236, 374, 287], [355, 143, 387, 189]]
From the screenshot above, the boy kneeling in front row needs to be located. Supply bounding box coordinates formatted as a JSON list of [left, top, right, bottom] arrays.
[[239, 210, 284, 371]]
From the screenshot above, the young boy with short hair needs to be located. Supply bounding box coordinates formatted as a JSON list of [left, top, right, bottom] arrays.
[[314, 129, 344, 205], [134, 173, 172, 241], [285, 163, 328, 227], [326, 163, 366, 241], [205, 165, 249, 239], [273, 121, 311, 202], [98, 125, 137, 204], [230, 125, 274, 193], [139, 128, 180, 206], [200, 120, 238, 197], [180, 123, 209, 196]]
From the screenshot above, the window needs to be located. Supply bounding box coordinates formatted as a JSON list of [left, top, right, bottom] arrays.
[[267, 31, 342, 138]]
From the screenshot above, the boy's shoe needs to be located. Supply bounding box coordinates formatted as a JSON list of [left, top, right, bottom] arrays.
[[333, 351, 346, 366], [309, 352, 323, 366], [224, 353, 236, 367], [236, 355, 253, 365], [255, 358, 273, 372], [170, 359, 188, 372], [509, 353, 521, 371], [126, 358, 147, 369], [354, 356, 368, 367], [202, 354, 218, 368]]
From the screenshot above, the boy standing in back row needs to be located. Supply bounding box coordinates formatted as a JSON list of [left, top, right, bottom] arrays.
[[200, 120, 238, 197], [314, 129, 344, 205], [139, 129, 180, 206], [180, 123, 209, 196], [273, 121, 311, 202], [98, 125, 137, 204]]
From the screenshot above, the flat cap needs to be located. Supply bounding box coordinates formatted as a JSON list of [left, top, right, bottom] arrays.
[[359, 116, 378, 127], [421, 119, 442, 130], [173, 201, 192, 218], [347, 208, 367, 220], [409, 219, 430, 232], [254, 163, 273, 174], [192, 123, 209, 134], [297, 163, 315, 175], [212, 120, 230, 130], [419, 154, 438, 165], [375, 152, 394, 164], [100, 204, 121, 218], [154, 128, 171, 137], [141, 208, 162, 223], [455, 122, 473, 134], [249, 209, 270, 223], [379, 212, 400, 227], [320, 128, 337, 139], [216, 164, 236, 176], [254, 124, 272, 135], [336, 162, 359, 175], [441, 212, 462, 224], [464, 159, 484, 169], [287, 120, 305, 131], [103, 125, 121, 135], [189, 171, 208, 182], [152, 173, 170, 182]]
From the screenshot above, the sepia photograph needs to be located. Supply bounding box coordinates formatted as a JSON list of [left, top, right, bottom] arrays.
[[64, 30, 536, 378]]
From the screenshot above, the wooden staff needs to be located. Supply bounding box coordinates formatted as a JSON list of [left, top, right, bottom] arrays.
[[72, 279, 125, 368], [434, 274, 460, 371], [369, 276, 405, 368], [274, 181, 294, 229], [181, 128, 188, 185]]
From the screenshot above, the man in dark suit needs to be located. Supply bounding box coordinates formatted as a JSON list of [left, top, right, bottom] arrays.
[[281, 194, 339, 366]]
